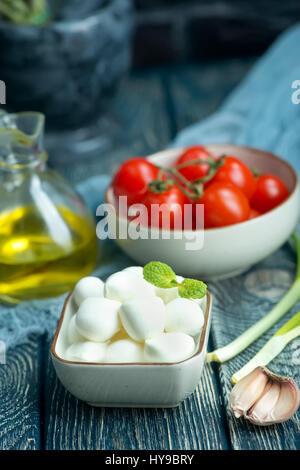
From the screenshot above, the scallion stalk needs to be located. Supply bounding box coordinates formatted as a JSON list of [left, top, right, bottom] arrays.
[[232, 311, 300, 383], [206, 233, 300, 363], [0, 0, 50, 25]]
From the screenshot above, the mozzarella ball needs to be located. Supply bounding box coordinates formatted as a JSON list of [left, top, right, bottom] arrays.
[[76, 297, 121, 342], [122, 266, 144, 277], [144, 332, 195, 363], [165, 297, 204, 336], [67, 314, 84, 344], [192, 294, 207, 312], [123, 266, 156, 294], [105, 270, 155, 302], [155, 275, 184, 304], [120, 296, 165, 342], [73, 276, 104, 307], [65, 341, 107, 362], [106, 339, 144, 363]]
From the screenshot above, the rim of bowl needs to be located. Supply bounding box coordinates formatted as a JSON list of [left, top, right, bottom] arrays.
[[51, 291, 211, 367], [105, 144, 299, 234]]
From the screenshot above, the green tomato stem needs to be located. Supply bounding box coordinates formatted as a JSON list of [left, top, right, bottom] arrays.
[[151, 155, 226, 200]]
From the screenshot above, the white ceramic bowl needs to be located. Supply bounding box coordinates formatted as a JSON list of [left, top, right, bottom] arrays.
[[106, 145, 300, 280], [51, 292, 212, 408]]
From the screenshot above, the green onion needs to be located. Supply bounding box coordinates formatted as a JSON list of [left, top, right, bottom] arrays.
[[0, 0, 50, 25], [206, 233, 300, 363], [232, 311, 300, 383]]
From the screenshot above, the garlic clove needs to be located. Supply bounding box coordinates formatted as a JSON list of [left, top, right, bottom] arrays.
[[269, 379, 300, 424], [230, 366, 300, 426], [247, 381, 280, 424], [229, 367, 268, 418]]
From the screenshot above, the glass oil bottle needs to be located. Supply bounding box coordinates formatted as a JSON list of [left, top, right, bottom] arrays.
[[0, 112, 98, 303]]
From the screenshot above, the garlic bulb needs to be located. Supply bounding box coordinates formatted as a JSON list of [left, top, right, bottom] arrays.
[[230, 367, 300, 426]]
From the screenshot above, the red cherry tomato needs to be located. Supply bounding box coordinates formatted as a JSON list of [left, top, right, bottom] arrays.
[[249, 208, 261, 220], [141, 185, 189, 230], [250, 174, 289, 214], [176, 146, 214, 182], [210, 156, 257, 199], [112, 158, 159, 206], [199, 182, 250, 228]]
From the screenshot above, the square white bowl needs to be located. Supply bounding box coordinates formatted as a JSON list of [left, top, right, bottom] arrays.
[[51, 291, 212, 408]]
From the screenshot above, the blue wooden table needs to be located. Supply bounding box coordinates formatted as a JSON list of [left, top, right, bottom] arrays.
[[1, 59, 299, 450]]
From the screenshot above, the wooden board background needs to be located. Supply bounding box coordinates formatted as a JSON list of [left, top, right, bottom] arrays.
[[1, 58, 299, 450]]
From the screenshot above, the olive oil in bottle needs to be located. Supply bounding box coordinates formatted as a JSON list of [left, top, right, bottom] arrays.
[[0, 205, 98, 303], [0, 111, 98, 303]]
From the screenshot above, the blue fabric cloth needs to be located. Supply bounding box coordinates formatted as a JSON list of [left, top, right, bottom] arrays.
[[173, 24, 300, 174], [1, 23, 300, 367]]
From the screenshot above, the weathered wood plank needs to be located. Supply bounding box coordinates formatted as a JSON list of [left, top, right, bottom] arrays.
[[208, 244, 300, 450], [0, 335, 42, 450], [45, 348, 229, 450]]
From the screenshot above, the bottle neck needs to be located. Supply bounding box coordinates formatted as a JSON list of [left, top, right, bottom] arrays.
[[0, 148, 47, 172], [0, 111, 46, 172]]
